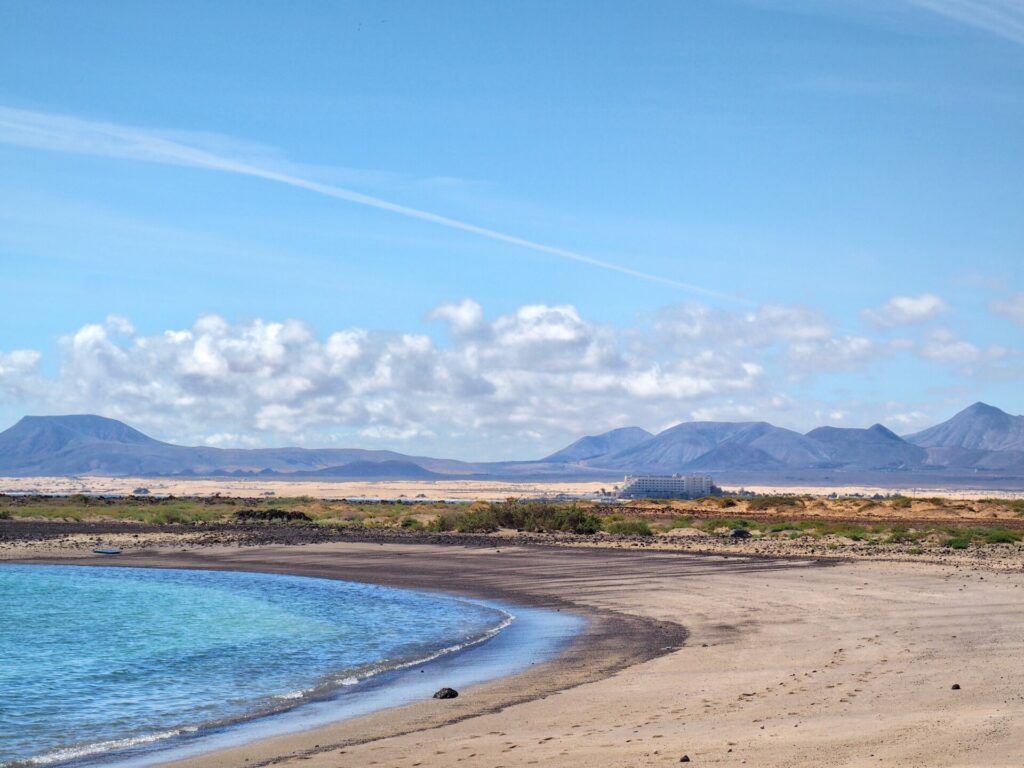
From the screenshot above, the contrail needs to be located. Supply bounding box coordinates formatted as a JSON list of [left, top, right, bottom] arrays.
[[907, 0, 1024, 46], [0, 106, 746, 303]]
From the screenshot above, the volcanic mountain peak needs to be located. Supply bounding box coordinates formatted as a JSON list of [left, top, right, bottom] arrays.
[[905, 402, 1024, 452]]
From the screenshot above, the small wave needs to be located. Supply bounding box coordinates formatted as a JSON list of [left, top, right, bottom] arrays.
[[254, 609, 515, 714], [259, 607, 517, 710], [21, 726, 199, 766], [322, 608, 516, 690], [6, 589, 515, 768]]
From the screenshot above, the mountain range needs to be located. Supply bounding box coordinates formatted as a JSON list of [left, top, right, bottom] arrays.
[[0, 402, 1022, 487]]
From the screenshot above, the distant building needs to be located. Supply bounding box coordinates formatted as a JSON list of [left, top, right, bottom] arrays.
[[617, 474, 713, 499]]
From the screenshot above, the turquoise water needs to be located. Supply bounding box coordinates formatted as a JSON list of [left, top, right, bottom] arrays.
[[0, 565, 510, 767]]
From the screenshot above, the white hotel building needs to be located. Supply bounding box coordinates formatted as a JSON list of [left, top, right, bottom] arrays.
[[617, 473, 714, 500]]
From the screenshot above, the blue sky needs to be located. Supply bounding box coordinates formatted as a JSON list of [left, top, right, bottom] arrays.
[[0, 0, 1021, 459]]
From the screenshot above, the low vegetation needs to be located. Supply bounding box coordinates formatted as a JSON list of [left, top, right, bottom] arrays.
[[981, 498, 1024, 515], [745, 495, 803, 511], [2, 492, 1022, 552], [430, 499, 603, 535], [604, 520, 653, 536]]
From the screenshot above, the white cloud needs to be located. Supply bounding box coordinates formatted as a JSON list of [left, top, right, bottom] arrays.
[[921, 338, 982, 364], [991, 293, 1024, 324], [862, 293, 949, 327], [918, 328, 1011, 373], [0, 349, 42, 374], [788, 336, 877, 372], [0, 301, 806, 453], [430, 299, 486, 337], [886, 410, 930, 429], [104, 314, 135, 335], [0, 350, 43, 402], [655, 302, 879, 374], [654, 303, 832, 346], [0, 299, 1003, 457]]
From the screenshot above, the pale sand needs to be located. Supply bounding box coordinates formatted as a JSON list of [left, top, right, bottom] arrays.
[[733, 484, 1024, 501], [27, 542, 1024, 767], [0, 476, 612, 500], [3, 476, 1022, 500]]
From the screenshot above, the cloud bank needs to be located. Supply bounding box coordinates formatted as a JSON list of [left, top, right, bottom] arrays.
[[15, 303, 765, 450], [1, 297, 1004, 457]]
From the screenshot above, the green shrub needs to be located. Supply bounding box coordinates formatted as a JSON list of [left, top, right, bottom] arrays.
[[941, 526, 1023, 546], [428, 514, 456, 532], [553, 507, 603, 534], [146, 509, 185, 525], [944, 537, 970, 550], [400, 517, 423, 531], [747, 496, 802, 511], [665, 517, 694, 530], [699, 496, 737, 508], [970, 527, 1022, 544], [696, 517, 757, 532], [487, 499, 601, 534], [604, 520, 653, 536], [891, 495, 913, 509], [427, 500, 602, 535], [884, 526, 921, 544], [982, 529, 1020, 544], [453, 509, 499, 533]]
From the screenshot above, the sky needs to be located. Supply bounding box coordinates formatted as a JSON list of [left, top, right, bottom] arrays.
[[0, 0, 1021, 460]]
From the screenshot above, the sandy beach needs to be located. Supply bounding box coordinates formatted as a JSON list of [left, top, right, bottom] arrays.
[[16, 539, 1024, 768]]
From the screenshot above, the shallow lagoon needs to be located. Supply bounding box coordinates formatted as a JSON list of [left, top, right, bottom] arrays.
[[0, 565, 579, 767]]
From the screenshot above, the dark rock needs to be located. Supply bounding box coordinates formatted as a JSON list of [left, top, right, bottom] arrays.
[[680, 756, 691, 763], [951, 683, 961, 690], [433, 687, 459, 699], [729, 528, 752, 539]]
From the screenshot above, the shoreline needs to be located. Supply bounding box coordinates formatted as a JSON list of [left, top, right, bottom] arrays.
[[7, 515, 1024, 573], [89, 594, 578, 768], [12, 539, 1024, 766], [0, 564, 540, 768], [20, 544, 691, 768]]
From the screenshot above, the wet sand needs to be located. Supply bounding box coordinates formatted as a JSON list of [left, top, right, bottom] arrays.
[[20, 540, 1024, 767]]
